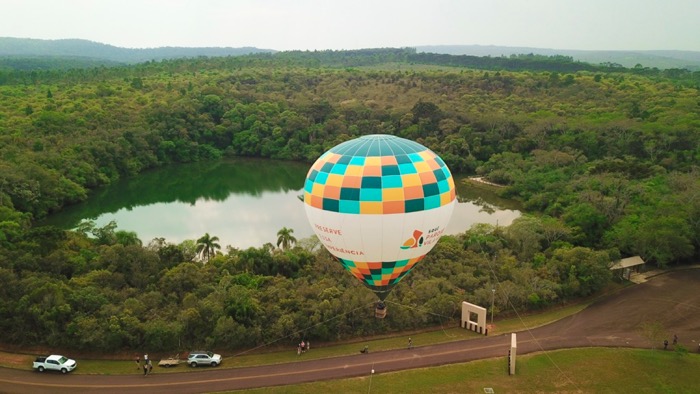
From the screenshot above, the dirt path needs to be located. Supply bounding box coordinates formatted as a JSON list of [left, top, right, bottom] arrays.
[[1, 269, 698, 394]]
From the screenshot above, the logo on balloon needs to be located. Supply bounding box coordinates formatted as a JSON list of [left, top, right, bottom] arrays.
[[400, 230, 424, 250]]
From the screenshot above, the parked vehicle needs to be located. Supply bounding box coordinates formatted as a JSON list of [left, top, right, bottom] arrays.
[[158, 353, 181, 368], [33, 355, 77, 374], [187, 350, 222, 367]]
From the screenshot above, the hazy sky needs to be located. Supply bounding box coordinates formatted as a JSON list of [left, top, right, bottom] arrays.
[[2, 0, 699, 51]]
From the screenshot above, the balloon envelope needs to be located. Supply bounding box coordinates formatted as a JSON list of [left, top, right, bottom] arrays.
[[303, 134, 456, 301]]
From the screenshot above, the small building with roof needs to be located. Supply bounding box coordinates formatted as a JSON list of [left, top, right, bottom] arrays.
[[610, 256, 645, 280]]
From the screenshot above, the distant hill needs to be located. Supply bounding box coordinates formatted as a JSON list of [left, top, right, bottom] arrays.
[[416, 45, 700, 71], [0, 37, 275, 66], [2, 37, 699, 73]]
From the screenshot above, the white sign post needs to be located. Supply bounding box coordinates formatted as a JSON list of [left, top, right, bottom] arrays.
[[509, 333, 517, 375]]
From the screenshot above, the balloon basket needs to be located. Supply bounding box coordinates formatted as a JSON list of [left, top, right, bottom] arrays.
[[375, 303, 387, 319]]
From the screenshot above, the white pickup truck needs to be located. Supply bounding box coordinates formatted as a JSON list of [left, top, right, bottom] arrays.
[[33, 355, 77, 373]]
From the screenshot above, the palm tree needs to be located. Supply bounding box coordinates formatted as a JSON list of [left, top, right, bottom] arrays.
[[195, 233, 221, 263], [276, 227, 297, 250]]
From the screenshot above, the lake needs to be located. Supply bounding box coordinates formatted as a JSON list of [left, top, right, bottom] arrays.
[[41, 158, 521, 249]]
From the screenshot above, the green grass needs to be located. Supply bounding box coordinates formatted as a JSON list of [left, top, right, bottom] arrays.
[[239, 348, 700, 394]]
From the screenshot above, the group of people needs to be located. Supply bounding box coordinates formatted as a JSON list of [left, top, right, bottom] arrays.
[[136, 354, 153, 375], [663, 334, 679, 350], [297, 340, 310, 355]]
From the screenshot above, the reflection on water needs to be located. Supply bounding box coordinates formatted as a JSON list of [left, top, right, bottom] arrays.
[[41, 159, 521, 249]]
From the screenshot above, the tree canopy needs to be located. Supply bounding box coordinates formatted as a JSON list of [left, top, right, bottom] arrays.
[[0, 49, 698, 353]]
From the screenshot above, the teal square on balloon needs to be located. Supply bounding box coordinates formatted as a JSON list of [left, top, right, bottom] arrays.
[[382, 267, 395, 275], [340, 258, 355, 268], [424, 195, 441, 210], [315, 171, 329, 185], [304, 179, 314, 193], [330, 163, 348, 175], [382, 175, 403, 188], [339, 200, 360, 213], [405, 199, 424, 212], [360, 188, 382, 201], [323, 198, 339, 212], [398, 163, 417, 174], [349, 156, 366, 166], [361, 176, 382, 189], [438, 179, 451, 193], [408, 152, 423, 162]]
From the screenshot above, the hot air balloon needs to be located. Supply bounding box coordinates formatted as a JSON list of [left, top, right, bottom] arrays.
[[303, 134, 456, 318]]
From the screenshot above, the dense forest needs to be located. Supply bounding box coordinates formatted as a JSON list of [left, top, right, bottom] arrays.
[[0, 49, 698, 353]]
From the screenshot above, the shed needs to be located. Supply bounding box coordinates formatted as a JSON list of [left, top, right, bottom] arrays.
[[610, 256, 645, 280]]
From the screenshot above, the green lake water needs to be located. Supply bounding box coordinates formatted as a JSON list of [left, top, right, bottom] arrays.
[[41, 158, 521, 249]]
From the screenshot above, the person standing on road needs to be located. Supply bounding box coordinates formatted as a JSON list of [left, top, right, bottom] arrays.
[[143, 354, 150, 375], [408, 337, 413, 349], [135, 355, 140, 371]]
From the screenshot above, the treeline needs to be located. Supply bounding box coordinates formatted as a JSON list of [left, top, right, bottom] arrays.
[[0, 53, 699, 351], [0, 218, 611, 352], [2, 48, 699, 87], [0, 55, 121, 71]]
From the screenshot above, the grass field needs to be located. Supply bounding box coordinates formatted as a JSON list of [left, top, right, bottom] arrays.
[[239, 348, 700, 393]]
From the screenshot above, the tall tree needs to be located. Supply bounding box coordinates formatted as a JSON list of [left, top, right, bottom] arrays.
[[276, 227, 297, 250], [195, 233, 221, 263]]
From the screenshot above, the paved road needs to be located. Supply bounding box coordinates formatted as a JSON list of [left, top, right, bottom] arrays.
[[1, 269, 698, 394]]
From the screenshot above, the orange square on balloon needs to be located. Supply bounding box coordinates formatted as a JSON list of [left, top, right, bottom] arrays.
[[325, 153, 341, 163], [381, 156, 398, 165], [342, 175, 362, 188], [419, 171, 437, 184], [363, 166, 382, 176], [324, 186, 341, 199], [426, 158, 441, 170], [383, 201, 405, 214], [310, 195, 323, 209], [404, 186, 424, 199]]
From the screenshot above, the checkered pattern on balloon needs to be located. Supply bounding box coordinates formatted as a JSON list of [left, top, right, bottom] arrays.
[[303, 135, 456, 301]]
